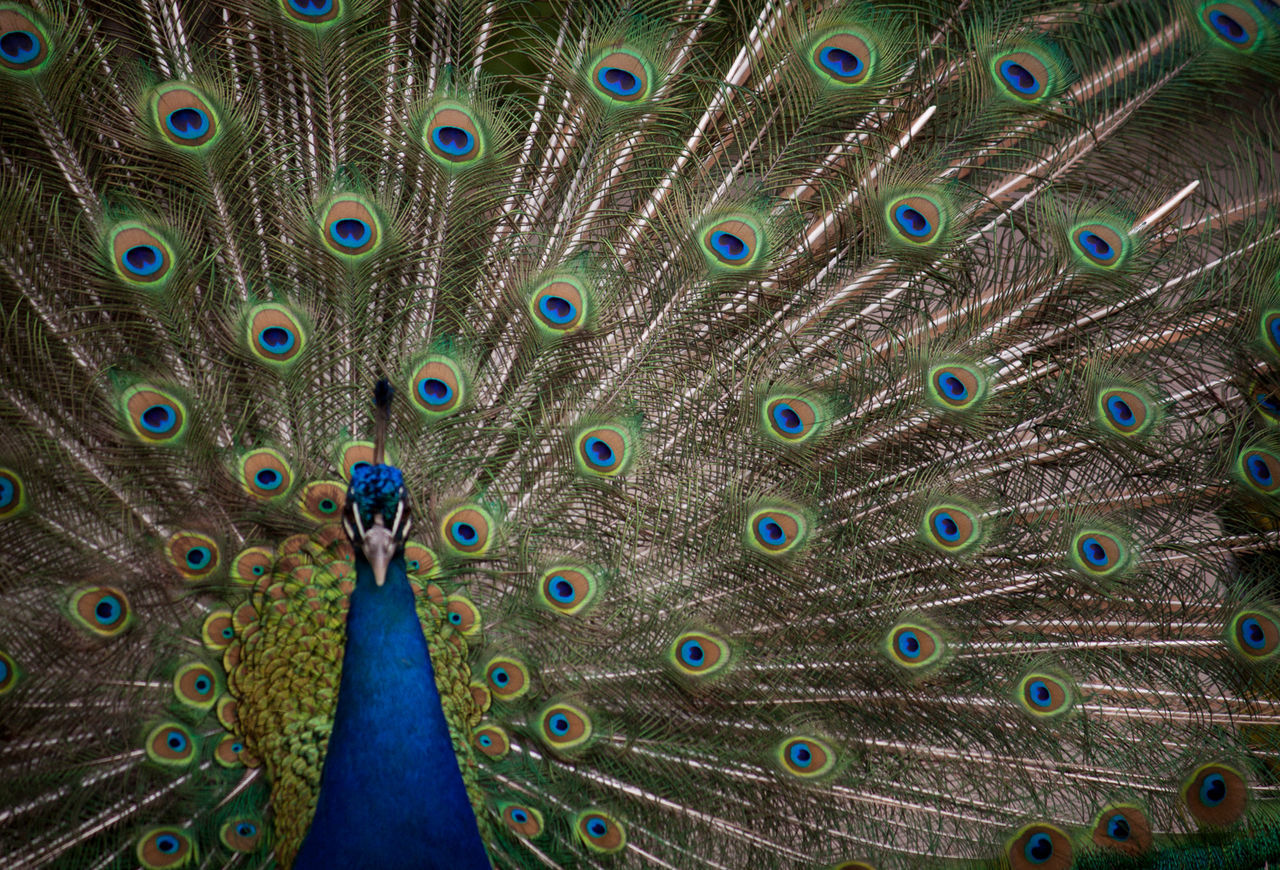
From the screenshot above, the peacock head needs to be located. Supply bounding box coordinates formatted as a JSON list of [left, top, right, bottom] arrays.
[[342, 463, 413, 586]]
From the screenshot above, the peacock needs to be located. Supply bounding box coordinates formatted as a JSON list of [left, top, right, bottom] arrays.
[[6, 0, 1280, 867]]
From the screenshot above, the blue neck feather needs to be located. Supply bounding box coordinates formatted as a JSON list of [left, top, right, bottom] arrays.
[[293, 551, 490, 870]]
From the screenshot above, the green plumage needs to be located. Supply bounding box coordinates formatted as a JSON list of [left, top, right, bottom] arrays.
[[3, 0, 1280, 868]]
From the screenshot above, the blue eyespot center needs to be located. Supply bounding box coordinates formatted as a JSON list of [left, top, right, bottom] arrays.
[[512, 809, 528, 823], [141, 403, 177, 434], [1025, 832, 1053, 863], [789, 742, 812, 767], [231, 742, 243, 753], [588, 818, 608, 837], [1078, 230, 1114, 260], [236, 822, 257, 836], [1029, 680, 1052, 706], [933, 512, 961, 542], [1000, 59, 1039, 94], [1107, 814, 1130, 841], [96, 596, 122, 624], [1, 30, 39, 64], [1081, 537, 1110, 566], [819, 45, 863, 78], [255, 468, 282, 490], [259, 326, 295, 353], [1248, 454, 1273, 485], [0, 478, 13, 507], [681, 640, 705, 665], [1201, 773, 1227, 806], [550, 576, 576, 603], [938, 372, 968, 400], [186, 546, 211, 569], [289, 0, 334, 14], [417, 377, 453, 406], [772, 403, 803, 433], [492, 667, 509, 686], [156, 834, 180, 853], [1209, 10, 1249, 42], [598, 66, 640, 96], [167, 107, 209, 139], [124, 244, 163, 276], [894, 204, 931, 237], [549, 713, 569, 735], [221, 627, 234, 638], [1107, 396, 1134, 424], [478, 734, 492, 746], [1243, 617, 1267, 649], [897, 631, 920, 657], [319, 498, 337, 513], [710, 230, 748, 261], [758, 518, 785, 545], [166, 730, 187, 751], [584, 437, 615, 467], [194, 675, 212, 694], [331, 218, 371, 248], [449, 612, 462, 624], [432, 125, 475, 156], [538, 294, 577, 324], [451, 521, 477, 544]]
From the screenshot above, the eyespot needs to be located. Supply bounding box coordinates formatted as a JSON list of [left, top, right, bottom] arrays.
[[810, 31, 875, 86], [574, 425, 632, 478], [885, 194, 946, 246], [538, 566, 599, 615], [0, 468, 26, 520], [122, 385, 188, 444], [921, 503, 982, 555], [763, 395, 821, 444], [440, 505, 494, 557], [1183, 763, 1247, 826], [700, 218, 763, 270], [214, 733, 246, 767], [445, 596, 482, 637], [747, 507, 807, 556], [1069, 529, 1130, 578], [319, 195, 382, 260], [777, 735, 836, 778], [245, 303, 306, 366], [886, 622, 944, 670], [168, 532, 220, 581], [1007, 823, 1072, 870], [151, 84, 220, 149], [1229, 609, 1280, 660], [990, 50, 1057, 103], [137, 828, 195, 869], [173, 662, 218, 711], [472, 724, 510, 759], [0, 649, 17, 695], [575, 810, 626, 853], [200, 610, 234, 651], [409, 357, 467, 418], [927, 363, 986, 411], [589, 50, 651, 104], [668, 631, 730, 678], [1091, 804, 1152, 855], [1260, 310, 1280, 357], [70, 586, 132, 637], [238, 449, 293, 501], [0, 8, 50, 74], [485, 656, 530, 700], [217, 695, 238, 730], [421, 104, 485, 167], [501, 803, 544, 838], [528, 275, 591, 337], [146, 722, 196, 767], [1018, 673, 1073, 718], [1070, 222, 1127, 269], [538, 702, 593, 752], [109, 224, 175, 287], [219, 817, 263, 852], [340, 441, 378, 479], [1096, 388, 1152, 436], [1253, 385, 1280, 424], [1198, 2, 1263, 51], [297, 480, 344, 523], [231, 546, 273, 586], [281, 0, 341, 25], [1238, 447, 1280, 495]]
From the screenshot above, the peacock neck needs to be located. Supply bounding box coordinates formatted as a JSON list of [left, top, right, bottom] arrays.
[[292, 551, 490, 870]]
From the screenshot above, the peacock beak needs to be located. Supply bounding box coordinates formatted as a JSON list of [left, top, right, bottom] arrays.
[[360, 519, 397, 587]]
